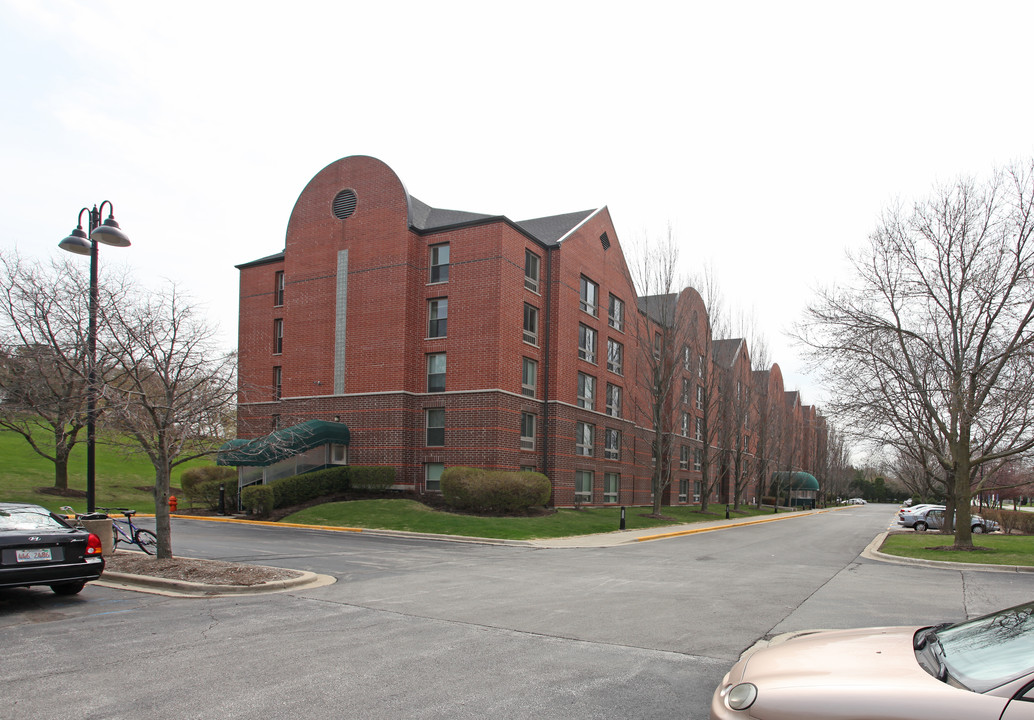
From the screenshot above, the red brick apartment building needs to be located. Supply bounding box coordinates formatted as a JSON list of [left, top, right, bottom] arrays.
[[231, 155, 827, 507]]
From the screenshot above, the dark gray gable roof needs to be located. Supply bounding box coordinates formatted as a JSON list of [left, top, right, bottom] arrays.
[[515, 209, 597, 245], [407, 195, 498, 231], [235, 251, 285, 270], [409, 194, 596, 246], [713, 338, 745, 369], [637, 294, 678, 325]]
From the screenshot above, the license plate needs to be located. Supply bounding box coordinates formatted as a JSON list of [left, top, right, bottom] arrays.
[[16, 548, 53, 563]]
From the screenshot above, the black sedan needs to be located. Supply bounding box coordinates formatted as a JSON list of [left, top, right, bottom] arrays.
[[0, 502, 105, 595]]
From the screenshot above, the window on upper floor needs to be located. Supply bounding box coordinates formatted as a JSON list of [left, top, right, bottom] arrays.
[[580, 276, 599, 317], [695, 417, 704, 442], [523, 303, 539, 345], [428, 298, 448, 338], [274, 271, 284, 307], [522, 357, 537, 398], [272, 366, 282, 401], [680, 445, 690, 470], [521, 412, 536, 451], [608, 294, 624, 331], [273, 318, 284, 355], [525, 249, 540, 293], [697, 384, 705, 410], [604, 428, 620, 460], [607, 339, 623, 375], [681, 378, 690, 404], [426, 408, 445, 446], [605, 383, 622, 418], [579, 324, 597, 364], [427, 353, 446, 393], [576, 421, 594, 457], [577, 372, 595, 410], [430, 244, 450, 283]]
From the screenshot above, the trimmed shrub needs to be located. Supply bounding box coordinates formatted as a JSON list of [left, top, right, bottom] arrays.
[[180, 466, 237, 507], [195, 478, 239, 512], [241, 485, 274, 518], [348, 466, 395, 492], [981, 507, 1034, 535], [271, 467, 350, 508], [441, 467, 551, 514]]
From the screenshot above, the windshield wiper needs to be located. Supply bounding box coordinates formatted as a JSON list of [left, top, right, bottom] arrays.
[[914, 623, 952, 651]]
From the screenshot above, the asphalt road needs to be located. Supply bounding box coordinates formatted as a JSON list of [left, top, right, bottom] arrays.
[[2, 504, 1032, 720]]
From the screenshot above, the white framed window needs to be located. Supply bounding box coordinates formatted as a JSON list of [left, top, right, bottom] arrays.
[[425, 462, 444, 492], [575, 421, 594, 456], [679, 479, 689, 503], [580, 276, 599, 317], [579, 324, 597, 363], [525, 249, 540, 292], [693, 480, 703, 503], [683, 346, 691, 371], [331, 444, 348, 465], [273, 318, 284, 355], [428, 298, 448, 338], [522, 357, 537, 398], [695, 417, 704, 441], [607, 339, 623, 375], [681, 378, 690, 404], [575, 470, 593, 504], [605, 383, 622, 418], [680, 445, 689, 470], [427, 353, 446, 393], [608, 294, 624, 331], [274, 271, 284, 307], [696, 384, 704, 410], [604, 428, 620, 460], [694, 448, 703, 472], [521, 412, 536, 450], [426, 408, 445, 446], [603, 472, 619, 504], [577, 372, 595, 410], [430, 244, 450, 283], [698, 354, 705, 378], [681, 412, 690, 437], [523, 303, 539, 345]]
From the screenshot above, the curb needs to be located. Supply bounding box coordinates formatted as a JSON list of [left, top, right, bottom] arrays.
[[862, 531, 1034, 574], [94, 566, 336, 597]]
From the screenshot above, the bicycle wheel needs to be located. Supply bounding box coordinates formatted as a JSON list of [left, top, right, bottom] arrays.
[[111, 525, 121, 550], [133, 529, 158, 555]]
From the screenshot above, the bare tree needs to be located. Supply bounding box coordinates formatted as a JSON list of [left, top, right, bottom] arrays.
[[0, 253, 127, 490], [799, 161, 1034, 549], [628, 228, 698, 516], [101, 283, 237, 559]]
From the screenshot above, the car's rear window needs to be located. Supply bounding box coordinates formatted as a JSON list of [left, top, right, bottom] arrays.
[[0, 508, 70, 531]]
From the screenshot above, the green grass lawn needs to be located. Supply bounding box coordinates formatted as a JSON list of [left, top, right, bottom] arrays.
[[283, 499, 773, 539], [880, 532, 1034, 566], [0, 430, 210, 513]]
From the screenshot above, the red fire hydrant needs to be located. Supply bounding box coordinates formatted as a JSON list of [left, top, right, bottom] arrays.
[[169, 495, 178, 513]]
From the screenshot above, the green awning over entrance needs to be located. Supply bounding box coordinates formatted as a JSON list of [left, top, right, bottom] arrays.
[[217, 420, 351, 467], [770, 471, 820, 491]]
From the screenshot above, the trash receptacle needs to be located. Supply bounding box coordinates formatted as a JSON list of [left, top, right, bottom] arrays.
[[79, 516, 115, 558]]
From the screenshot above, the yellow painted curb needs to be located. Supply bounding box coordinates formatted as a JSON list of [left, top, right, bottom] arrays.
[[169, 513, 363, 534]]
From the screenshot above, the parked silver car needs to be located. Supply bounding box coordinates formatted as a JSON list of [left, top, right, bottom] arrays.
[[911, 507, 999, 534], [898, 505, 945, 529]]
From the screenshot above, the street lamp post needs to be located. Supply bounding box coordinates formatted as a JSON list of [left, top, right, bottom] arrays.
[[59, 202, 130, 513]]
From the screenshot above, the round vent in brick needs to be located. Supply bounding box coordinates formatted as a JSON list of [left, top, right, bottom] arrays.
[[332, 189, 357, 219]]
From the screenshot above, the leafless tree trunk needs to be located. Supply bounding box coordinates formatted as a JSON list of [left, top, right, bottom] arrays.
[[627, 228, 698, 516], [101, 283, 237, 559], [798, 160, 1034, 549]]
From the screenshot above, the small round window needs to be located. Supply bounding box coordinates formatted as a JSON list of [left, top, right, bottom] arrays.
[[332, 189, 357, 220]]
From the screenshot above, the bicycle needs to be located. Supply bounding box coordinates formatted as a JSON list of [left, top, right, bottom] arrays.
[[95, 507, 158, 555]]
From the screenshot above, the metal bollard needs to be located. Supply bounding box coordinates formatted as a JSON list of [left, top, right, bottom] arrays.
[[620, 506, 626, 530], [219, 484, 226, 515]]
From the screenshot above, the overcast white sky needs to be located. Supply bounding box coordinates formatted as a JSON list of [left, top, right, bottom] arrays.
[[3, 0, 1033, 410]]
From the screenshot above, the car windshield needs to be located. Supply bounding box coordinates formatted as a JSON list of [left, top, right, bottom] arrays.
[[933, 602, 1034, 693], [0, 507, 70, 531]]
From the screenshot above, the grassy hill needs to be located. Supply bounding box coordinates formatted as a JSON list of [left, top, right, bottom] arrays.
[[0, 430, 216, 513]]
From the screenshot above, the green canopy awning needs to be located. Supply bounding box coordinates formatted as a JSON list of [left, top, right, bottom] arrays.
[[770, 471, 820, 491], [217, 420, 350, 467]]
